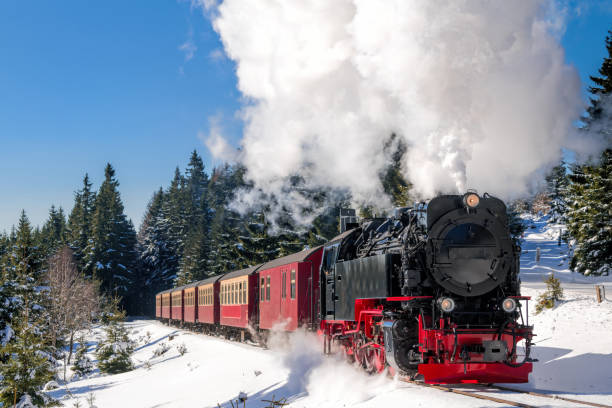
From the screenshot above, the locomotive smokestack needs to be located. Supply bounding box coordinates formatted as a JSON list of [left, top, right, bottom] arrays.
[[339, 208, 358, 233]]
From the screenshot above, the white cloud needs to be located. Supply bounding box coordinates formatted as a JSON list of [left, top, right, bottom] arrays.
[[179, 39, 197, 62], [208, 48, 225, 61]]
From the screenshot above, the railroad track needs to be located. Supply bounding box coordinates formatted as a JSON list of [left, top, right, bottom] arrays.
[[402, 378, 612, 408]]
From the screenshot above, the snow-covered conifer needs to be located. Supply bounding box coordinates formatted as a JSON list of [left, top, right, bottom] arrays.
[[96, 298, 134, 374], [84, 164, 138, 303]]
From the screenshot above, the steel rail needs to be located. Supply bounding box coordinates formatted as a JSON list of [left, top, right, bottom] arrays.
[[401, 378, 536, 408], [482, 384, 612, 408]]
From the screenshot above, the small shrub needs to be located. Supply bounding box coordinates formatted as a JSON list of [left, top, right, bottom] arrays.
[[72, 336, 94, 377], [86, 393, 97, 408], [153, 342, 170, 357], [535, 273, 563, 314], [177, 343, 187, 356]]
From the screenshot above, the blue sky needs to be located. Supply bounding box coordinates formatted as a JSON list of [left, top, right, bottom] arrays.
[[0, 1, 610, 232]]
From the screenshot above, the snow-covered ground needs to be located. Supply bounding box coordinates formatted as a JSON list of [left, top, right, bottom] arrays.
[[48, 216, 612, 407]]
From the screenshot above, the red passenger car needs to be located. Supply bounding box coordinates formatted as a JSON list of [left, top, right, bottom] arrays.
[[219, 265, 261, 329], [183, 283, 198, 323], [170, 286, 185, 322], [155, 293, 162, 318], [196, 275, 222, 326], [161, 290, 171, 320], [258, 247, 323, 331]]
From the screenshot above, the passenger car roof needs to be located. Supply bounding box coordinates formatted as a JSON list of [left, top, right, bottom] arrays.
[[218, 264, 263, 281], [188, 274, 223, 288], [259, 246, 322, 270]]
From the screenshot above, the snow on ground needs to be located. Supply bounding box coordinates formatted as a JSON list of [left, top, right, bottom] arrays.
[[515, 214, 612, 405], [48, 215, 612, 407]]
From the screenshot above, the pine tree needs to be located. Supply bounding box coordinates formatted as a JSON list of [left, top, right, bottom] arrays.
[[39, 205, 68, 257], [566, 152, 611, 275], [304, 197, 344, 247], [176, 151, 212, 285], [3, 212, 46, 310], [71, 335, 93, 378], [184, 150, 209, 222], [535, 273, 563, 314], [237, 211, 279, 266], [137, 189, 173, 313], [507, 205, 526, 246], [67, 174, 95, 272], [381, 134, 413, 207], [95, 298, 134, 374], [0, 231, 10, 277], [545, 162, 569, 223], [0, 211, 55, 407], [589, 30, 612, 96], [0, 311, 55, 407], [84, 164, 138, 302], [158, 168, 187, 283], [565, 30, 612, 276], [207, 165, 244, 275], [275, 214, 306, 257]]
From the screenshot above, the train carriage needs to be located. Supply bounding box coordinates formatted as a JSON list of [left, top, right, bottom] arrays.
[[258, 247, 324, 331], [183, 283, 198, 323], [196, 275, 222, 325], [219, 265, 261, 329], [161, 290, 172, 320], [155, 293, 162, 319], [170, 286, 186, 322]]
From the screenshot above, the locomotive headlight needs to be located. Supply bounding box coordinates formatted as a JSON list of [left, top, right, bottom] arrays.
[[439, 297, 456, 313], [502, 298, 517, 313], [463, 193, 480, 208]]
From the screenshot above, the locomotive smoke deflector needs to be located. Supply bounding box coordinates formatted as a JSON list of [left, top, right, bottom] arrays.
[[426, 193, 513, 297]]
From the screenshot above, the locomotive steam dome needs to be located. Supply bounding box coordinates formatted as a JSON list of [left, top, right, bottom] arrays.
[[426, 193, 513, 297]]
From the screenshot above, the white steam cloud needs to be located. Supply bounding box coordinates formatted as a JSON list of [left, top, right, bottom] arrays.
[[203, 0, 604, 214]]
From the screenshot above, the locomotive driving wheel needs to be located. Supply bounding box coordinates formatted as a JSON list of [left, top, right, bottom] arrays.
[[354, 335, 386, 374], [354, 335, 368, 371], [366, 345, 386, 373]]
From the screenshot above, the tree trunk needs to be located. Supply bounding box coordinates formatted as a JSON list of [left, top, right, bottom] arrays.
[[67, 331, 75, 365]]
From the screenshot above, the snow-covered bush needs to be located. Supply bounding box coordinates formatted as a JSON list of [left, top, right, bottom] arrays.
[[153, 342, 170, 357], [177, 343, 187, 356]]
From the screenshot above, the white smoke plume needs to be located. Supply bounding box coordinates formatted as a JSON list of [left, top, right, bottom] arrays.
[[202, 0, 605, 216]]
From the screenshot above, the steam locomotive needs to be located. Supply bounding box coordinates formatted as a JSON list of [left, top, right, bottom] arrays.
[[156, 192, 534, 384]]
